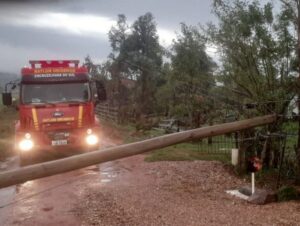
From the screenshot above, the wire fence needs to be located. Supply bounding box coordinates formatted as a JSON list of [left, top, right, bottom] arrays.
[[96, 96, 300, 182], [194, 133, 238, 155]]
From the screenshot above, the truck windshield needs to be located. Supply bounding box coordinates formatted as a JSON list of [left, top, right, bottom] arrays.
[[22, 83, 91, 104]]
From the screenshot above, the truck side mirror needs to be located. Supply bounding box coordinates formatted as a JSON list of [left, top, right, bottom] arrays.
[[95, 81, 107, 102], [2, 93, 12, 106]]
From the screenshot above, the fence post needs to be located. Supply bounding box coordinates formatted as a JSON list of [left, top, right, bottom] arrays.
[[237, 130, 247, 174]]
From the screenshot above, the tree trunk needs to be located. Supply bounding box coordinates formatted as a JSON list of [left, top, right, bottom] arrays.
[[208, 120, 213, 145], [263, 124, 279, 169], [237, 130, 247, 174], [263, 136, 271, 168], [296, 0, 300, 184]]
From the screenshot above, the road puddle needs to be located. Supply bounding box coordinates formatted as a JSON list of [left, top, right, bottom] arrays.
[[0, 186, 16, 208], [100, 179, 111, 183], [98, 162, 122, 184]]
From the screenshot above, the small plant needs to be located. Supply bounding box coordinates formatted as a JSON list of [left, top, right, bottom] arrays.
[[0, 107, 17, 160], [277, 186, 299, 202]]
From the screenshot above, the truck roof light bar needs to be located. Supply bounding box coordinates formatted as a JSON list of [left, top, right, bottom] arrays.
[[29, 60, 80, 69]]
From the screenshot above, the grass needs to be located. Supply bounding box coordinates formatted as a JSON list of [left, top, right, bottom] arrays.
[[144, 143, 231, 163], [100, 120, 137, 143], [277, 186, 299, 201], [101, 121, 233, 164], [0, 106, 17, 160], [124, 128, 165, 143], [282, 121, 298, 156], [142, 133, 234, 163]]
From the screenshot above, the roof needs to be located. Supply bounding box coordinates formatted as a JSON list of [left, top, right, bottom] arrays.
[[121, 78, 136, 89]]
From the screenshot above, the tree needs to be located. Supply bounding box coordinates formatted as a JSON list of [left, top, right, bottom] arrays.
[[209, 0, 297, 167], [109, 13, 163, 119], [107, 15, 130, 109], [280, 0, 300, 182], [108, 14, 130, 81], [128, 13, 163, 117], [84, 56, 111, 81], [154, 63, 173, 116], [210, 0, 298, 113], [108, 14, 128, 58], [84, 55, 98, 77], [170, 23, 216, 127]]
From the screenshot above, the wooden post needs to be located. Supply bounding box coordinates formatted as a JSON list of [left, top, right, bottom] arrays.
[[237, 130, 247, 174], [251, 172, 255, 194], [0, 115, 276, 189]]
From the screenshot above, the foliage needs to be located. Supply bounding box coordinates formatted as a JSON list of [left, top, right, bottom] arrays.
[[159, 24, 216, 127], [0, 107, 17, 160], [279, 0, 300, 184], [145, 146, 230, 163], [153, 63, 172, 115], [206, 0, 299, 169], [209, 0, 297, 115], [108, 13, 163, 118], [277, 185, 299, 201], [108, 14, 128, 57]]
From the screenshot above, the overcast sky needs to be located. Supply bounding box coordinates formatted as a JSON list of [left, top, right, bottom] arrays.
[[0, 0, 216, 74]]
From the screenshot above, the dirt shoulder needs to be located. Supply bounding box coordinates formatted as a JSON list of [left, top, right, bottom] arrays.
[[75, 155, 300, 226], [0, 107, 17, 160]]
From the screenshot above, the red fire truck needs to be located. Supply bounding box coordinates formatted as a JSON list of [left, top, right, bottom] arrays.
[[2, 60, 106, 164]]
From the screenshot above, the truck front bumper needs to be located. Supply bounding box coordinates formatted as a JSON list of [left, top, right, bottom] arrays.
[[15, 127, 101, 156]]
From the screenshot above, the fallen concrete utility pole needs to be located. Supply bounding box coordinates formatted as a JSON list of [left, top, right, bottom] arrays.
[[0, 114, 276, 189]]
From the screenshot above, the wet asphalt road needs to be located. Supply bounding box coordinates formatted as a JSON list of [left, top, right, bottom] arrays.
[[0, 138, 118, 226]]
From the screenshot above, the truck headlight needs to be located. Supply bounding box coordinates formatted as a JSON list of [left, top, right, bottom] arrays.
[[86, 134, 98, 145], [19, 139, 34, 151]]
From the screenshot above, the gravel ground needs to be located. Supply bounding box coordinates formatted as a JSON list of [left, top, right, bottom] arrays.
[[75, 155, 300, 226]]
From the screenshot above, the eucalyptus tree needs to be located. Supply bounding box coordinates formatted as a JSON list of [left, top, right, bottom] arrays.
[[210, 0, 296, 114], [109, 13, 163, 118], [280, 0, 300, 181], [171, 23, 216, 127], [209, 0, 297, 167]]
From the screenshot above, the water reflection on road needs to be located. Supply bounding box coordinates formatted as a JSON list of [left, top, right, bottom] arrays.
[[0, 138, 120, 226]]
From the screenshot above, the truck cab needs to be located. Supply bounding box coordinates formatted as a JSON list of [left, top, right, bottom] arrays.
[[2, 60, 105, 164]]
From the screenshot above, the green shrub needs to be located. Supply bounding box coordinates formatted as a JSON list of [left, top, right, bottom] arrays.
[[277, 186, 299, 202]]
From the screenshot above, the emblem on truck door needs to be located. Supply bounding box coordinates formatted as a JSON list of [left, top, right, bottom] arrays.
[[53, 111, 64, 117]]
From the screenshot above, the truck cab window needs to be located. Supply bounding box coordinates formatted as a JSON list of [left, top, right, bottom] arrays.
[[22, 83, 91, 104]]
